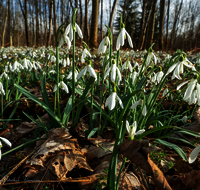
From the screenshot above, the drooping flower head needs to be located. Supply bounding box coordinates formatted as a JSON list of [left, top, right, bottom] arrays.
[[126, 121, 145, 140], [98, 31, 110, 54], [116, 23, 133, 50]]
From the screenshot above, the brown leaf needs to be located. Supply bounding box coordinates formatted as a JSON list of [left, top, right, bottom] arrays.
[[24, 128, 93, 179], [167, 170, 200, 190], [119, 139, 172, 190]]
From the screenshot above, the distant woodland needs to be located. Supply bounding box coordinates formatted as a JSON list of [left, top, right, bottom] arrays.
[[0, 0, 200, 51]]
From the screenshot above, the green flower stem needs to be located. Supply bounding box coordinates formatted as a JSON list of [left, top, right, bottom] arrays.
[[105, 25, 112, 94], [89, 83, 94, 132], [116, 157, 127, 188], [72, 8, 77, 129], [2, 138, 47, 158], [15, 72, 20, 101], [55, 23, 65, 119], [1, 93, 4, 128], [5, 78, 8, 101]]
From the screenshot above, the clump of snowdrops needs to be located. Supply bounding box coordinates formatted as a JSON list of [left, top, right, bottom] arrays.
[[0, 9, 200, 190]]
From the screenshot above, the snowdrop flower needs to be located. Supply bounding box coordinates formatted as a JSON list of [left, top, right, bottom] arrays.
[[0, 82, 5, 95], [105, 90, 123, 110], [104, 60, 122, 85], [77, 63, 97, 81], [122, 60, 133, 72], [166, 55, 196, 80], [177, 78, 199, 105], [58, 32, 71, 49], [0, 137, 12, 160], [41, 51, 45, 57], [181, 115, 187, 123], [0, 72, 9, 79], [126, 121, 145, 140], [65, 23, 83, 41], [49, 69, 56, 74], [156, 67, 164, 84], [81, 48, 92, 63], [67, 69, 78, 82], [53, 81, 69, 93], [131, 99, 147, 116], [116, 23, 133, 50], [131, 70, 138, 84], [189, 144, 200, 164], [98, 33, 110, 54], [146, 48, 157, 66], [162, 87, 169, 98], [51, 55, 56, 63], [12, 61, 23, 72]]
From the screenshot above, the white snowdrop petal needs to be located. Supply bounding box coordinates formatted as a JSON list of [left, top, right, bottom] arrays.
[[177, 80, 189, 91], [0, 137, 11, 147], [189, 145, 200, 164], [75, 23, 83, 39], [135, 129, 145, 136]]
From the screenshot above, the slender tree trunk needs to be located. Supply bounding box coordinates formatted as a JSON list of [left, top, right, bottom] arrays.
[[2, 0, 8, 46], [61, 0, 64, 23], [48, 0, 53, 46], [170, 0, 183, 49], [32, 5, 35, 46], [108, 0, 118, 31], [139, 1, 154, 50], [53, 0, 57, 45], [35, 0, 40, 47], [139, 0, 146, 49], [90, 0, 99, 47], [165, 0, 170, 49], [101, 0, 103, 40], [159, 0, 165, 50], [44, 2, 48, 46], [79, 0, 83, 42], [149, 0, 157, 46], [84, 0, 89, 42]]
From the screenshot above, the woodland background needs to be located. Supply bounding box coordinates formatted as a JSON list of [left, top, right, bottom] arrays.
[[0, 0, 200, 51]]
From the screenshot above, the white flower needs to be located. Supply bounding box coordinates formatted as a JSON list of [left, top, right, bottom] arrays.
[[58, 33, 71, 49], [81, 49, 92, 63], [67, 69, 78, 82], [51, 56, 56, 63], [98, 36, 110, 54], [122, 61, 133, 72], [166, 57, 196, 80], [65, 23, 83, 41], [146, 51, 157, 66], [0, 82, 5, 95], [131, 99, 147, 116], [156, 71, 164, 84], [0, 137, 12, 160], [53, 81, 69, 93], [105, 92, 124, 110], [126, 121, 145, 139], [189, 144, 200, 164], [181, 115, 187, 123], [104, 62, 122, 85], [163, 88, 169, 97], [131, 71, 138, 84], [0, 72, 9, 79], [49, 69, 56, 74], [116, 27, 133, 50], [77, 65, 97, 81]]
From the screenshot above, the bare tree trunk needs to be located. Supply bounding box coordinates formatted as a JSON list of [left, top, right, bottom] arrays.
[[170, 0, 183, 49], [44, 2, 48, 46], [84, 0, 89, 42], [79, 0, 83, 42], [139, 1, 154, 50], [159, 0, 165, 50], [90, 0, 99, 47], [165, 0, 170, 49], [48, 0, 53, 46], [138, 0, 146, 49], [53, 0, 57, 45], [2, 0, 8, 46], [35, 0, 40, 47], [61, 0, 64, 23], [149, 0, 157, 46], [19, 0, 30, 46], [101, 0, 103, 40], [108, 0, 118, 31], [32, 4, 35, 46]]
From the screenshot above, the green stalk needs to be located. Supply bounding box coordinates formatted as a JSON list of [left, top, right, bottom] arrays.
[[5, 77, 8, 101], [15, 72, 20, 101], [55, 24, 65, 119], [72, 8, 77, 129], [1, 93, 4, 129], [89, 83, 94, 132]]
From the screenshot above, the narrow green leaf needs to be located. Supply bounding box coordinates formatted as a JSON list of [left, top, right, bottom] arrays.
[[87, 128, 98, 138], [154, 139, 187, 161], [62, 95, 72, 126]]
